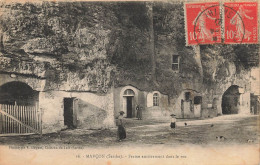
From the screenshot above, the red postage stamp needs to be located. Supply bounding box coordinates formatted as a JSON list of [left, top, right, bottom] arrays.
[[185, 2, 221, 45], [224, 2, 258, 44]]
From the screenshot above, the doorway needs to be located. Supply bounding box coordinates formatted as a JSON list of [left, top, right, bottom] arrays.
[[64, 98, 78, 128], [0, 81, 39, 106], [222, 85, 240, 114], [123, 89, 135, 118], [0, 81, 41, 135], [194, 96, 202, 117], [181, 99, 184, 118], [126, 96, 133, 118]]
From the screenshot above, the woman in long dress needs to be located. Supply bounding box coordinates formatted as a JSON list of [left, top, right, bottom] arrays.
[[117, 111, 126, 141]]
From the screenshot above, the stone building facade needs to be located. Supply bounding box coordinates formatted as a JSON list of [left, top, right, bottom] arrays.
[[113, 85, 170, 119]]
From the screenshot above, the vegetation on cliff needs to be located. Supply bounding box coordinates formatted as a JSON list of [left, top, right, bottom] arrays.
[[0, 1, 258, 96]]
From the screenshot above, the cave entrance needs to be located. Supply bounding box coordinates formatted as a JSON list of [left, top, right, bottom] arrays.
[[221, 85, 240, 114], [0, 81, 39, 106], [0, 81, 41, 135]]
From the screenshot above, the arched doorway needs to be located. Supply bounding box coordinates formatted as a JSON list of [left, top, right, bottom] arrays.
[[0, 81, 41, 135], [221, 85, 240, 114], [0, 81, 39, 106], [123, 89, 135, 118]]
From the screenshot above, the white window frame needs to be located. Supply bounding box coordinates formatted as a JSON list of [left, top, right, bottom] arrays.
[[153, 93, 159, 106], [172, 55, 180, 71]]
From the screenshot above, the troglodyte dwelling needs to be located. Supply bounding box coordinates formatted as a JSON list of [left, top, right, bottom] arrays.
[[0, 2, 259, 135]]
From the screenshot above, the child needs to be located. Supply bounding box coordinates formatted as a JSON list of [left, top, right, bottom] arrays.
[[170, 114, 177, 134]]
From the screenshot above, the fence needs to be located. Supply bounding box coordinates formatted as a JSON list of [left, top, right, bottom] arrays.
[[0, 104, 42, 136]]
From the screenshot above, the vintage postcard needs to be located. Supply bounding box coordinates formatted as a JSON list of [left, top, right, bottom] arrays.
[[0, 0, 259, 165]]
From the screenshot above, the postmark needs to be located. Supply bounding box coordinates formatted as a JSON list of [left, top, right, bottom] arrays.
[[185, 2, 221, 45], [185, 2, 258, 45], [224, 2, 258, 44]]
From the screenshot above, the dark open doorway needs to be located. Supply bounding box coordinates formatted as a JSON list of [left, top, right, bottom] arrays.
[[64, 98, 78, 129], [250, 93, 259, 115], [123, 89, 135, 118], [126, 96, 133, 118], [181, 99, 184, 118], [222, 85, 240, 114], [0, 81, 39, 106]]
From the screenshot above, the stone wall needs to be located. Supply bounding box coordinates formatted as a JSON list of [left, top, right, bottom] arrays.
[[0, 73, 46, 92], [39, 90, 114, 134], [170, 89, 201, 118], [145, 91, 170, 119], [113, 85, 171, 119]]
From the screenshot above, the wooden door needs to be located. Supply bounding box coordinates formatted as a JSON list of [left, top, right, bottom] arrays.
[[181, 99, 184, 118], [126, 97, 133, 118], [73, 99, 78, 127]]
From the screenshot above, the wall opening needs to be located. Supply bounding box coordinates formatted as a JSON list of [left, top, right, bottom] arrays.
[[153, 93, 159, 106], [222, 85, 240, 114], [185, 92, 191, 101], [181, 99, 184, 118], [123, 89, 135, 118], [64, 98, 78, 129], [250, 93, 259, 115], [0, 81, 39, 106], [194, 96, 202, 117]]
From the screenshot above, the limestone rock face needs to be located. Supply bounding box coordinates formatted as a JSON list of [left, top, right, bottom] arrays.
[[0, 2, 258, 97], [22, 38, 59, 55], [0, 2, 156, 93]]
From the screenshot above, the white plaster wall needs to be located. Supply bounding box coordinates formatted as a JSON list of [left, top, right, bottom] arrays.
[[144, 91, 170, 119], [239, 92, 251, 114], [114, 88, 171, 119], [184, 101, 193, 118], [250, 67, 260, 95], [118, 86, 139, 117], [171, 96, 183, 117], [122, 97, 127, 114], [146, 91, 164, 108], [145, 106, 170, 119], [39, 91, 65, 133], [194, 104, 201, 117], [214, 97, 222, 115], [172, 90, 199, 118], [146, 93, 153, 107], [39, 90, 114, 134]]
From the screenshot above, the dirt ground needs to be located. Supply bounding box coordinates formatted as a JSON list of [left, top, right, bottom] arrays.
[[0, 115, 259, 147]]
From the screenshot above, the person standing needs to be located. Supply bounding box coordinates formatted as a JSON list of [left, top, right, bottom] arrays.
[[170, 114, 177, 134], [136, 104, 140, 120], [116, 111, 126, 141], [139, 106, 143, 120]]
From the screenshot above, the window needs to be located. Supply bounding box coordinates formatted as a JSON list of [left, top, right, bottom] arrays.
[[172, 55, 180, 71], [153, 93, 159, 106], [123, 89, 135, 96], [185, 92, 191, 101], [194, 96, 202, 104]]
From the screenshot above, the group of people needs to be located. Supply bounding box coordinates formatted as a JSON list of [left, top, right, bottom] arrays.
[[116, 105, 177, 141]]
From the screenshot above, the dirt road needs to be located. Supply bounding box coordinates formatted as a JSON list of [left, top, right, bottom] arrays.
[[0, 115, 259, 147]]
